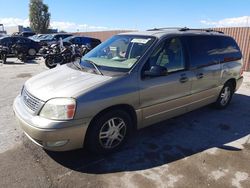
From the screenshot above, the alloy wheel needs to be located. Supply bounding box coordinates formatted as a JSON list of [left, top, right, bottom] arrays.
[[99, 117, 127, 149], [220, 86, 231, 106]]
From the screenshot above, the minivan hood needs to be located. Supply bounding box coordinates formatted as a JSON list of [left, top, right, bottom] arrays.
[[25, 65, 112, 101]]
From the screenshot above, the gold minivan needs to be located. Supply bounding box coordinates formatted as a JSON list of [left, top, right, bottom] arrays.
[[13, 28, 243, 153]]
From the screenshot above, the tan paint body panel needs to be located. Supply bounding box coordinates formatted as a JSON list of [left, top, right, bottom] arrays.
[[12, 31, 244, 151]]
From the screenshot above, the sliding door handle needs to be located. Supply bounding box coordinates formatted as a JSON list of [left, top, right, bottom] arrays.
[[196, 73, 204, 79]]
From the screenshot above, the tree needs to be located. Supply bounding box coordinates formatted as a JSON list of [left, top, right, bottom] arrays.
[[29, 0, 50, 34]]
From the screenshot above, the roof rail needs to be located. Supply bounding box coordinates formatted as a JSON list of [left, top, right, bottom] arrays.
[[147, 27, 183, 31], [147, 27, 224, 34], [179, 27, 224, 34]]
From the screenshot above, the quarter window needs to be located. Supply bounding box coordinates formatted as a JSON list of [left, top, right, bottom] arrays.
[[218, 36, 242, 62]]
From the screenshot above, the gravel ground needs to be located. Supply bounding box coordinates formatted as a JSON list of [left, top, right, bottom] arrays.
[[0, 58, 250, 188]]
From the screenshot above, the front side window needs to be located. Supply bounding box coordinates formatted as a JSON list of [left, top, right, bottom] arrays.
[[143, 37, 185, 73], [82, 35, 155, 71]]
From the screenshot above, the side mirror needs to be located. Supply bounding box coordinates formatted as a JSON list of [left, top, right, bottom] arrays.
[[144, 65, 168, 77]]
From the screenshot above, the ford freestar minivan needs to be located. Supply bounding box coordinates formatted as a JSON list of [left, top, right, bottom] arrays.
[[13, 28, 243, 153]]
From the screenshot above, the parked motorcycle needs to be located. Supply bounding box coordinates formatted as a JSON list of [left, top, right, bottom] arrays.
[[80, 44, 92, 56], [39, 43, 60, 56], [0, 45, 9, 64], [11, 43, 37, 62], [44, 44, 82, 69]]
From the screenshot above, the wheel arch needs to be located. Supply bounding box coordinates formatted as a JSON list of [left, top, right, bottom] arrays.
[[224, 78, 236, 92], [84, 104, 138, 145]]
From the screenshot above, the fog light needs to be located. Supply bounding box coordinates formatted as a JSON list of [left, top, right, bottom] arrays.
[[46, 140, 68, 147]]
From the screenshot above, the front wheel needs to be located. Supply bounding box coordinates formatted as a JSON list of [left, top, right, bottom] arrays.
[[17, 53, 27, 62], [214, 82, 234, 109], [45, 57, 57, 68], [85, 110, 132, 154]]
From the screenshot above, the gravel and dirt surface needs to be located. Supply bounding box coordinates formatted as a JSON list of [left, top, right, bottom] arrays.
[[0, 58, 250, 188]]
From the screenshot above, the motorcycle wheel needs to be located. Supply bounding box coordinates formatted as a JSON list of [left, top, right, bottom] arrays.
[[17, 53, 27, 62], [45, 57, 57, 69], [2, 54, 7, 64]]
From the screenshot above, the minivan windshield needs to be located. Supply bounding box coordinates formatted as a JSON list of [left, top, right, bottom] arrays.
[[81, 35, 155, 72]]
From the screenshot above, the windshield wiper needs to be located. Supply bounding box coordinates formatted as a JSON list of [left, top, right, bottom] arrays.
[[72, 60, 83, 70], [85, 60, 103, 75]]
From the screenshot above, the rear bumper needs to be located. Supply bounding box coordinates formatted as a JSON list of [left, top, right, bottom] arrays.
[[235, 76, 243, 91], [13, 95, 91, 151]]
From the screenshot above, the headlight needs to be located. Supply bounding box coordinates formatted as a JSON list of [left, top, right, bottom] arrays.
[[39, 98, 76, 120]]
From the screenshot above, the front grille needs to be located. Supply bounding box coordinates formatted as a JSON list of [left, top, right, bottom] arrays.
[[22, 87, 44, 113]]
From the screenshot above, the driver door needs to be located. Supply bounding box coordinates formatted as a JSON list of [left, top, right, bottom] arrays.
[[139, 37, 194, 128]]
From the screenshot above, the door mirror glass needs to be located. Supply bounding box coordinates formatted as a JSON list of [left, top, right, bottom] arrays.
[[144, 65, 168, 77]]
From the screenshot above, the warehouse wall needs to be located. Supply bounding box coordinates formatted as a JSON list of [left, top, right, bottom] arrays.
[[73, 30, 135, 42]]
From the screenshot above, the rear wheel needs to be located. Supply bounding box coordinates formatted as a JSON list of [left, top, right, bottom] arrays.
[[45, 57, 57, 68], [214, 82, 234, 109], [28, 48, 37, 56], [85, 110, 132, 154], [2, 53, 7, 64], [0, 53, 7, 64], [17, 53, 27, 62]]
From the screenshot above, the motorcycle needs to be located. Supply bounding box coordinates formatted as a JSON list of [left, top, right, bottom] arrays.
[[11, 43, 37, 62], [79, 44, 92, 56], [44, 44, 82, 69], [39, 43, 59, 56], [0, 45, 9, 64]]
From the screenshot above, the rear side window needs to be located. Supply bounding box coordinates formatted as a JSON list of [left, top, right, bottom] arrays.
[[61, 35, 72, 39], [81, 37, 91, 45], [54, 35, 71, 40], [186, 36, 221, 68], [91, 39, 101, 48], [71, 37, 81, 44], [218, 36, 242, 63], [18, 38, 30, 43]]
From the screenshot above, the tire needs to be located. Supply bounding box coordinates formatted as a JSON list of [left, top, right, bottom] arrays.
[[2, 54, 6, 64], [17, 53, 27, 62], [0, 54, 7, 64], [28, 48, 37, 56], [45, 57, 57, 68], [214, 82, 234, 109], [85, 110, 132, 154]]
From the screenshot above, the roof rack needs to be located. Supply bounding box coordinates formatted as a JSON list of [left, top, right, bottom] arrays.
[[147, 27, 183, 31], [179, 27, 224, 34], [147, 27, 224, 34]]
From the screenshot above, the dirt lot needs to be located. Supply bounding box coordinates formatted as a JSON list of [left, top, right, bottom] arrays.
[[0, 59, 250, 188]]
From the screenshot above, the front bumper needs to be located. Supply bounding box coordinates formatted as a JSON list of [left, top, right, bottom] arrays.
[[13, 95, 91, 151]]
